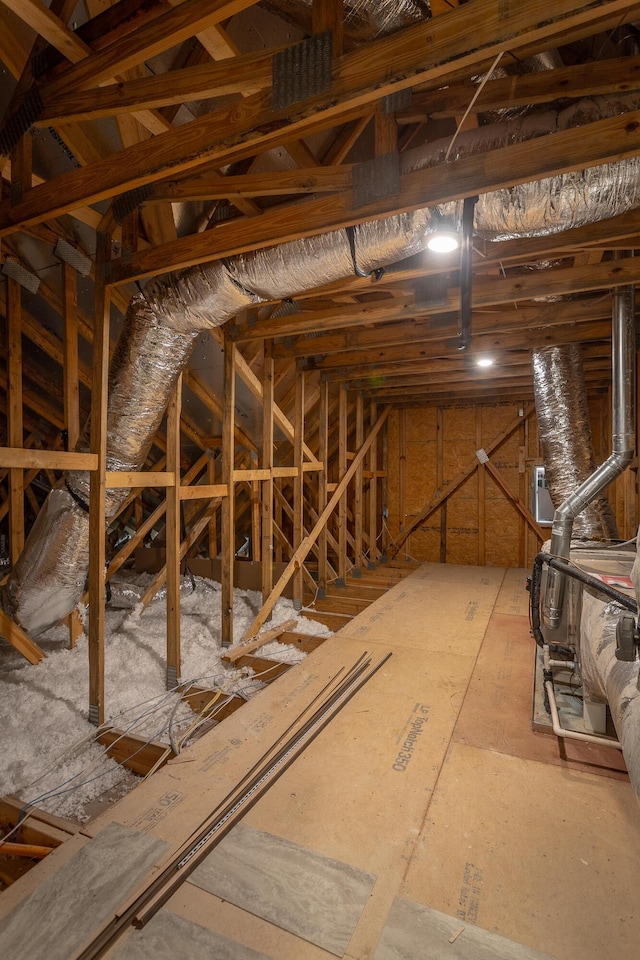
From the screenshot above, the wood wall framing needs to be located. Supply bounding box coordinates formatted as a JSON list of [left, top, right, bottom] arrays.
[[0, 0, 639, 717]]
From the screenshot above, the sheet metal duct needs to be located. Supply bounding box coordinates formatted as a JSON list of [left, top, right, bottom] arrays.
[[542, 282, 636, 629], [532, 344, 619, 542], [5, 88, 640, 635]]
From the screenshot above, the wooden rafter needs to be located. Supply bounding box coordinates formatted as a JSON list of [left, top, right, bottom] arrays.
[[3, 0, 635, 239]]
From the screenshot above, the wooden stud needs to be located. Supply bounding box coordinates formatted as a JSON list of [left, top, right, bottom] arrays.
[[88, 231, 111, 727], [242, 408, 390, 640], [381, 414, 389, 560], [518, 413, 527, 566], [317, 379, 329, 598], [312, 0, 344, 56], [261, 345, 274, 603], [436, 406, 445, 565], [221, 333, 236, 647], [250, 451, 261, 562], [66, 609, 83, 651], [7, 276, 24, 566], [62, 262, 80, 451], [165, 374, 182, 689], [476, 407, 486, 566], [337, 384, 348, 586], [207, 457, 218, 558], [10, 134, 31, 206], [353, 391, 364, 576], [293, 367, 305, 607], [374, 109, 397, 158], [367, 400, 378, 569], [399, 407, 407, 558]]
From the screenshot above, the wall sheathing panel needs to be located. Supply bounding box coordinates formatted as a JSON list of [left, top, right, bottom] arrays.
[[390, 392, 637, 570], [388, 403, 548, 568]]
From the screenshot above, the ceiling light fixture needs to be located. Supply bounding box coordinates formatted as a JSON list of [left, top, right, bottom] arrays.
[[427, 231, 459, 253], [476, 357, 494, 368]]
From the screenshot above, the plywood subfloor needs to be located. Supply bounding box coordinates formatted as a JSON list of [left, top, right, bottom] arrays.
[[1, 563, 638, 960]]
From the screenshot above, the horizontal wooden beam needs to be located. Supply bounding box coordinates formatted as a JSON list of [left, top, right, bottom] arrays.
[[179, 483, 228, 500], [0, 607, 45, 665], [105, 471, 175, 488], [275, 299, 613, 360], [110, 110, 640, 283], [320, 319, 612, 377], [39, 47, 278, 124], [42, 0, 263, 96], [2, 0, 633, 239], [0, 448, 98, 470], [405, 54, 640, 120]]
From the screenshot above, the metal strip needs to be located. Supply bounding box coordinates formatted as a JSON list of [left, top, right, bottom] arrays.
[[382, 89, 412, 115], [72, 651, 390, 959], [272, 32, 332, 111], [112, 184, 154, 224], [352, 152, 400, 209]]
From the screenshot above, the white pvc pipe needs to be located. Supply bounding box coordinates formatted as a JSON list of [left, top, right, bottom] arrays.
[[544, 680, 622, 750]]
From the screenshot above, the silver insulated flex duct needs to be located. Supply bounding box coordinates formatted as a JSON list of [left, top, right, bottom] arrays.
[[2, 212, 433, 636], [532, 344, 619, 542], [263, 0, 432, 39], [5, 84, 640, 634]]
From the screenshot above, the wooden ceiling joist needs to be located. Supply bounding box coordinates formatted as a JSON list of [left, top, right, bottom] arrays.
[[3, 0, 636, 243]]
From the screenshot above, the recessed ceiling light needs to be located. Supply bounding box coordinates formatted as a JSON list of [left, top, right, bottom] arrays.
[[427, 232, 459, 253], [476, 357, 494, 368]]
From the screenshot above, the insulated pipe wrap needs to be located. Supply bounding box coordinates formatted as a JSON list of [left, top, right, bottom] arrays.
[[578, 592, 640, 797], [0, 209, 434, 635], [532, 344, 618, 541], [227, 210, 432, 298], [2, 484, 91, 637], [402, 95, 640, 240]]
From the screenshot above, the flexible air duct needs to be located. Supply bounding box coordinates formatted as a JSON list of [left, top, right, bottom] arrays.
[[263, 0, 432, 39], [5, 84, 640, 634], [532, 344, 619, 542], [2, 212, 433, 635]]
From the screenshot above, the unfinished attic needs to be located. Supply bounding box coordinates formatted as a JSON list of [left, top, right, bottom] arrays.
[[2, 0, 640, 957]]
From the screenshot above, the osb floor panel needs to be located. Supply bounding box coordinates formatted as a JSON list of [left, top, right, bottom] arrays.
[[189, 822, 376, 956], [1, 563, 639, 960], [373, 898, 554, 960], [0, 823, 169, 960], [114, 911, 271, 960], [452, 611, 629, 780]]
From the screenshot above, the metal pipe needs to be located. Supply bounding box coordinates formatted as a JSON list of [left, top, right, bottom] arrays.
[[458, 194, 477, 351], [544, 272, 636, 628], [544, 680, 623, 749]]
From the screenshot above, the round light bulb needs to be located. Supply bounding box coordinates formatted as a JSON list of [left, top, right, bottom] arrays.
[[476, 357, 494, 368], [427, 233, 459, 253]]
